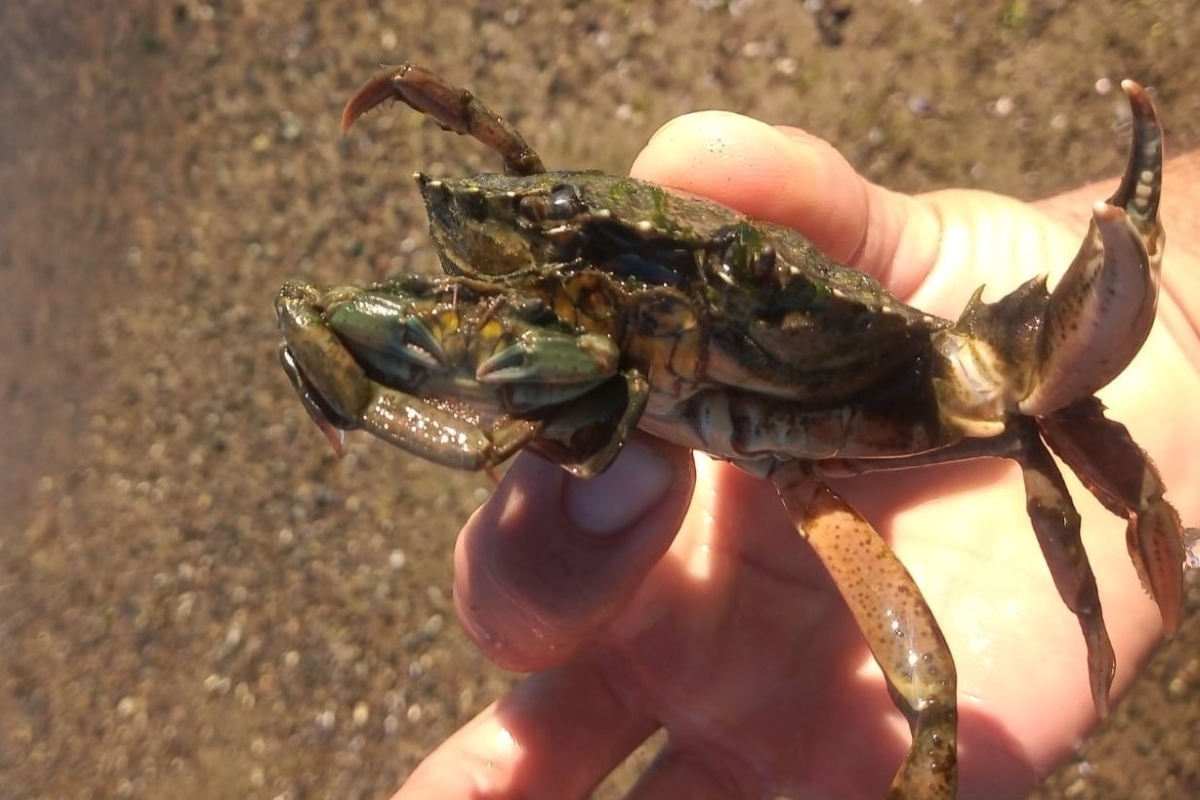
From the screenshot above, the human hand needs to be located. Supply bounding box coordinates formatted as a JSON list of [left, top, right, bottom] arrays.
[[392, 114, 1200, 800]]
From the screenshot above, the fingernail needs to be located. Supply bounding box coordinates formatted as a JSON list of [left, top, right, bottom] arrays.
[[564, 439, 676, 536]]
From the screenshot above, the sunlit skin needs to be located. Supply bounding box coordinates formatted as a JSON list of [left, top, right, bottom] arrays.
[[391, 115, 1200, 800]]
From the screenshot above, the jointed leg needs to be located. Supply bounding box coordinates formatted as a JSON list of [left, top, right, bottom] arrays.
[[819, 420, 1118, 717], [341, 63, 547, 176], [1040, 397, 1187, 636], [1006, 417, 1115, 716], [771, 461, 957, 799]]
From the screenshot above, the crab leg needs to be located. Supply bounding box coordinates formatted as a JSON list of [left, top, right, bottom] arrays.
[[1020, 81, 1164, 415], [771, 461, 958, 799], [1040, 397, 1187, 636], [531, 371, 651, 477], [354, 389, 544, 470], [1006, 416, 1116, 716], [818, 416, 1120, 716], [342, 63, 546, 177]]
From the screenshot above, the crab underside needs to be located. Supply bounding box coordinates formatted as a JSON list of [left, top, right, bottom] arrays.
[[275, 64, 1194, 799]]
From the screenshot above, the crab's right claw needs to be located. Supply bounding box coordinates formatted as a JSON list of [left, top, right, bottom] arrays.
[[275, 281, 542, 470], [477, 331, 619, 383], [1020, 81, 1164, 416], [276, 281, 373, 438]]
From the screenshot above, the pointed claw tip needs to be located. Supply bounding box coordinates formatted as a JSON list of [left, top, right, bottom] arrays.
[[320, 422, 346, 459], [341, 70, 403, 135], [340, 89, 374, 134], [1091, 200, 1124, 222], [1119, 79, 1149, 105], [1119, 79, 1159, 126]]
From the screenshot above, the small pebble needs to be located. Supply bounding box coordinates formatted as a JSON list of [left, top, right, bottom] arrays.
[[906, 95, 933, 117]]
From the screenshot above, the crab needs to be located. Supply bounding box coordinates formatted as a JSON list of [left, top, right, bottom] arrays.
[[275, 64, 1190, 798]]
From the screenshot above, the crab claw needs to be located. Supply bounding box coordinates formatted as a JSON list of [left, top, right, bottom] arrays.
[[478, 330, 621, 413], [341, 63, 545, 176], [341, 63, 452, 134], [478, 331, 620, 383], [323, 291, 451, 387], [1021, 203, 1159, 414], [279, 345, 348, 458], [1019, 81, 1164, 416], [276, 281, 373, 435]]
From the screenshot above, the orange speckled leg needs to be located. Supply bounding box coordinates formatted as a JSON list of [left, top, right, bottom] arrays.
[[822, 418, 1120, 719], [771, 461, 957, 800]]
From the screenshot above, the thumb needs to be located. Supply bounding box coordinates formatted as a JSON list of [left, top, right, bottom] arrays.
[[453, 437, 694, 671]]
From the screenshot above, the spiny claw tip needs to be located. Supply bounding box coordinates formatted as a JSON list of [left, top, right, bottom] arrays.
[[339, 105, 359, 135], [340, 90, 373, 134], [1120, 78, 1148, 103], [316, 417, 346, 458], [341, 70, 400, 134], [1119, 79, 1159, 126]]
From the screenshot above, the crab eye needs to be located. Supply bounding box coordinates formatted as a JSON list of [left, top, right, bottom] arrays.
[[546, 183, 586, 219], [741, 242, 777, 281], [518, 184, 586, 223]]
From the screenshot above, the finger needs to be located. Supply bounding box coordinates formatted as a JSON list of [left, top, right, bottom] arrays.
[[622, 745, 753, 800], [910, 186, 1082, 319], [454, 436, 695, 671], [629, 111, 940, 298], [392, 659, 658, 800]]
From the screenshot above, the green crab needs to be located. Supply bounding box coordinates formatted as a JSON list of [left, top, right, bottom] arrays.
[[275, 64, 1189, 799]]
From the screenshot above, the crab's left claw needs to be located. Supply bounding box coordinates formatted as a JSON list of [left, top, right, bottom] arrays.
[[1020, 81, 1164, 416], [1016, 83, 1187, 643]]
